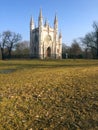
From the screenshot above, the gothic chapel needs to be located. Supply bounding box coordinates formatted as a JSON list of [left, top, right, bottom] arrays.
[[30, 9, 62, 59]]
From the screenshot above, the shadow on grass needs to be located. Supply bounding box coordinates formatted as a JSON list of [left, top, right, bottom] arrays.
[[0, 60, 98, 72], [0, 69, 17, 74]]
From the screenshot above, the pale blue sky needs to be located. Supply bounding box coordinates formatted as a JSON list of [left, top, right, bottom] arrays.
[[0, 0, 98, 45]]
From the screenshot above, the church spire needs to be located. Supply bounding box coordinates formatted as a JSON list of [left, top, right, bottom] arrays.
[[54, 14, 58, 31], [54, 14, 58, 24], [39, 8, 43, 20], [30, 16, 34, 30], [38, 8, 43, 27]]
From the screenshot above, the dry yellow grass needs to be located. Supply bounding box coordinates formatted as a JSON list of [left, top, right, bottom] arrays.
[[0, 59, 98, 130]]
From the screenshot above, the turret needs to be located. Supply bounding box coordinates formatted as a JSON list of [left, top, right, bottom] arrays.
[[59, 31, 62, 44], [30, 16, 34, 57], [38, 9, 43, 59], [59, 31, 62, 39], [59, 31, 62, 59], [44, 19, 48, 27]]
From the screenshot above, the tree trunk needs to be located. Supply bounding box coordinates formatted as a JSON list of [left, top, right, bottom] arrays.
[[1, 48, 5, 60], [8, 49, 12, 59], [8, 44, 13, 59], [96, 31, 98, 58]]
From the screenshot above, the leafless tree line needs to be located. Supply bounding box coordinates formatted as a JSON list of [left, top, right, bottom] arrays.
[[0, 21, 98, 60]]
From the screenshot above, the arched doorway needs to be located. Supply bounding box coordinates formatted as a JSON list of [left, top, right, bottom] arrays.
[[46, 47, 51, 57]]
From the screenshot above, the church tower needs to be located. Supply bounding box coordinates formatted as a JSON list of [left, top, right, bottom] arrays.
[[54, 14, 58, 40], [59, 31, 62, 59], [38, 9, 43, 58], [30, 16, 34, 56], [54, 14, 58, 58], [30, 9, 62, 59]]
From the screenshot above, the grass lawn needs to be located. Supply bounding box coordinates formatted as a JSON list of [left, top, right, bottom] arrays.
[[0, 59, 98, 130]]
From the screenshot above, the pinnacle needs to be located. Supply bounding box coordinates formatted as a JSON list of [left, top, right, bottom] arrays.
[[39, 8, 43, 18], [54, 14, 58, 24], [30, 16, 34, 24]]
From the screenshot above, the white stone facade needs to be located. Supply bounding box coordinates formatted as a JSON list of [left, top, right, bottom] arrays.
[[30, 9, 62, 59]]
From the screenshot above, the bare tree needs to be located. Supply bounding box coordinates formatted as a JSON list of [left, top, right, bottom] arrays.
[[0, 31, 22, 59], [15, 41, 30, 55], [70, 40, 83, 58], [81, 21, 98, 58], [0, 33, 5, 60], [93, 22, 98, 58]]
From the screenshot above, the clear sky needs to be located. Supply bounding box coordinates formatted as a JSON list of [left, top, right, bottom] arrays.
[[0, 0, 98, 45]]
